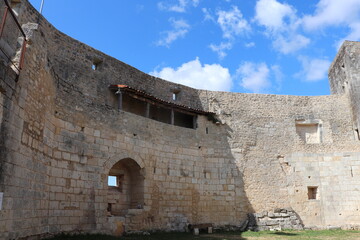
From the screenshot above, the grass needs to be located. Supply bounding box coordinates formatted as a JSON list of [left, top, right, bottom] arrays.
[[44, 229, 360, 240]]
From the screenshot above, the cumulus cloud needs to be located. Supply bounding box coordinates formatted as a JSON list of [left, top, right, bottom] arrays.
[[150, 58, 232, 91], [254, 0, 309, 54], [217, 6, 251, 39], [236, 62, 271, 93], [302, 0, 360, 47], [209, 42, 233, 59], [158, 0, 200, 13], [209, 6, 250, 58], [303, 0, 360, 30], [336, 23, 360, 48], [273, 34, 310, 54], [296, 56, 331, 82], [235, 62, 283, 93], [157, 18, 190, 47], [255, 0, 297, 33]]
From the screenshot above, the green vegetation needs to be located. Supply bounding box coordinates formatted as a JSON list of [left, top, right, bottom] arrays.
[[44, 229, 360, 240]]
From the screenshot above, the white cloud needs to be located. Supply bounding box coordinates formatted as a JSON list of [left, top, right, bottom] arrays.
[[303, 0, 360, 31], [302, 0, 360, 48], [158, 0, 200, 13], [217, 6, 251, 39], [202, 8, 215, 22], [337, 22, 360, 48], [254, 0, 309, 54], [255, 0, 297, 33], [150, 58, 232, 91], [245, 42, 255, 48], [208, 6, 250, 59], [192, 0, 200, 7], [236, 62, 271, 93], [157, 18, 190, 47], [297, 56, 331, 82], [273, 34, 310, 54], [209, 42, 233, 59]]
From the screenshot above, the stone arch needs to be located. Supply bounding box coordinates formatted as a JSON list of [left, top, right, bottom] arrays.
[[103, 152, 145, 175], [105, 155, 145, 216]]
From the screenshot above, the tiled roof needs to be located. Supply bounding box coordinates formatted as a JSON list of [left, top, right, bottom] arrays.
[[109, 84, 213, 115]]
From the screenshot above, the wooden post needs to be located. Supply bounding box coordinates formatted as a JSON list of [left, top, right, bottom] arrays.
[[117, 89, 122, 111], [146, 103, 150, 118], [193, 115, 197, 129], [0, 7, 8, 39], [171, 109, 174, 125]]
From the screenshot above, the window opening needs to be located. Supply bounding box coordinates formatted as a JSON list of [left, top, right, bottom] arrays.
[[171, 87, 181, 101], [108, 176, 117, 187], [174, 110, 195, 128], [92, 59, 102, 70], [308, 186, 318, 200]]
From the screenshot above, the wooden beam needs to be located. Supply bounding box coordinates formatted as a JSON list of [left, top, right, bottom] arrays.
[[117, 89, 123, 111]]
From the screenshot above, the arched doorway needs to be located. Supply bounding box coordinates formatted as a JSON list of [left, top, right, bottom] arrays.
[[107, 158, 144, 216]]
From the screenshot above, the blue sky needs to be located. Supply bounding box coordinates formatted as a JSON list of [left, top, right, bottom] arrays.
[[28, 0, 360, 96]]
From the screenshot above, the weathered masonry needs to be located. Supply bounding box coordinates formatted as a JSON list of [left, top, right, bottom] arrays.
[[1, 0, 360, 239]]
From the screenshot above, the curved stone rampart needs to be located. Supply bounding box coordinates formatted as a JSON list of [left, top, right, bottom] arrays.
[[1, 0, 360, 239]]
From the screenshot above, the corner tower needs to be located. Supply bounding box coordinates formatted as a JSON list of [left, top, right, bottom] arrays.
[[329, 41, 360, 135]]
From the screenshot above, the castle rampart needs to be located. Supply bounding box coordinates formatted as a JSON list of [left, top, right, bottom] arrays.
[[1, 0, 360, 239]]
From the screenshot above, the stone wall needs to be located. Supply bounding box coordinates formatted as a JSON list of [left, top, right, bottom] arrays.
[[248, 208, 303, 231], [197, 91, 359, 228], [1, 0, 360, 239], [329, 41, 360, 131], [285, 152, 360, 228]]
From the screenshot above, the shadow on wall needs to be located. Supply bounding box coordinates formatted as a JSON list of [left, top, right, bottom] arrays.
[[0, 0, 257, 238], [0, 64, 17, 192], [44, 16, 256, 231]]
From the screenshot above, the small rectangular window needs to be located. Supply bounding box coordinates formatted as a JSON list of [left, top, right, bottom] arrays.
[[308, 186, 318, 200], [108, 176, 117, 187], [172, 93, 177, 101], [92, 59, 102, 70]]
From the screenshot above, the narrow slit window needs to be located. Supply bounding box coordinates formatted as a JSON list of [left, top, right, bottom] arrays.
[[172, 93, 177, 101]]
